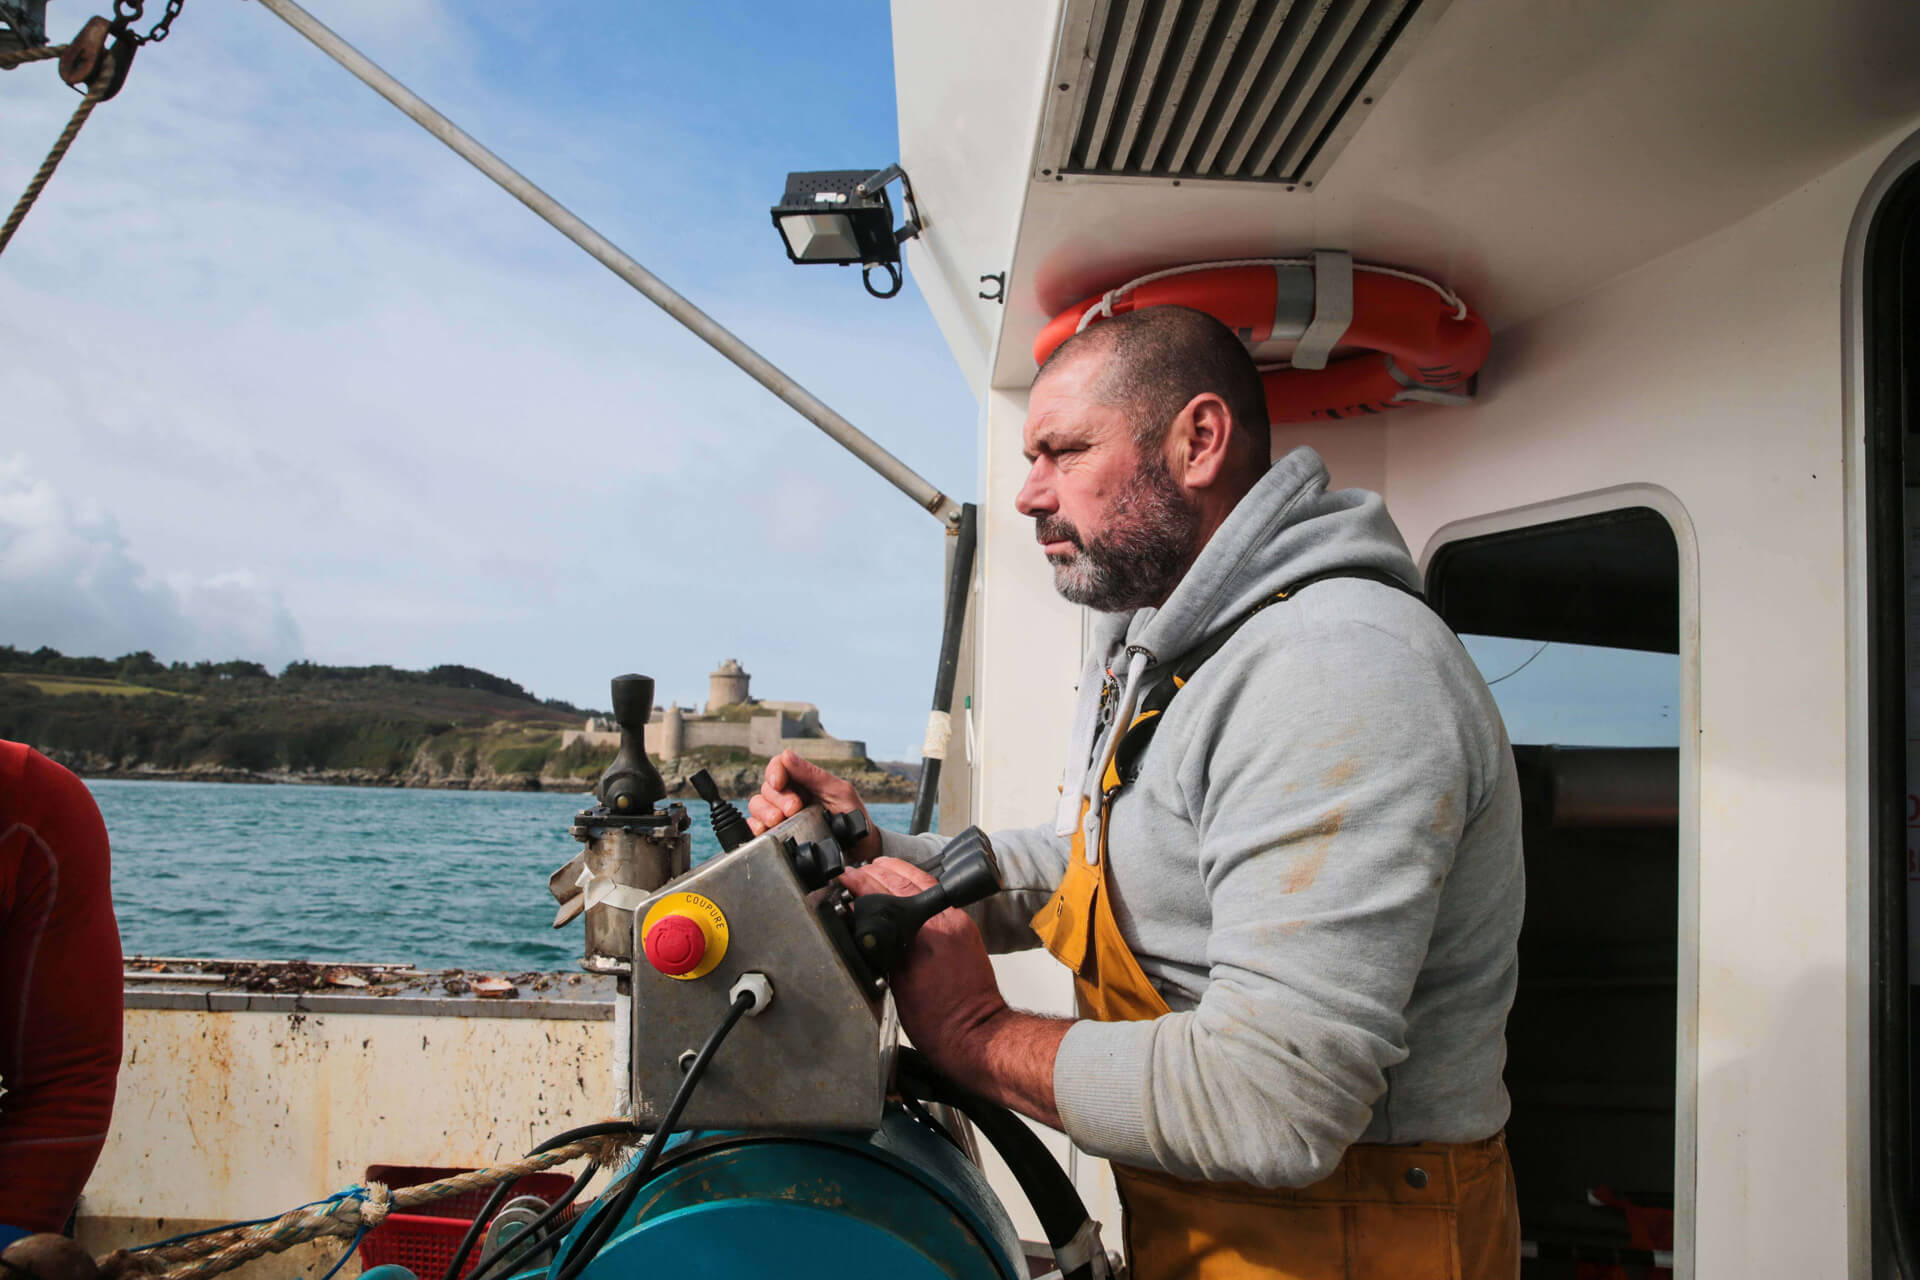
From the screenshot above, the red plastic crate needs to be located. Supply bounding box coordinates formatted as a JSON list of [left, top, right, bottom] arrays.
[[358, 1165, 578, 1280]]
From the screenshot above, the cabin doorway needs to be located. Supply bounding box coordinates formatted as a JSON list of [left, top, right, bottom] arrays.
[[1429, 507, 1685, 1278], [1860, 144, 1920, 1276]]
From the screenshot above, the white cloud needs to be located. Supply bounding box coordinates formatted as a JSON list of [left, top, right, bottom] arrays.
[[0, 3, 977, 747], [0, 460, 304, 668]]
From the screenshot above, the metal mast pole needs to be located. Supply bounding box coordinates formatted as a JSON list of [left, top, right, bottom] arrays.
[[252, 0, 961, 528]]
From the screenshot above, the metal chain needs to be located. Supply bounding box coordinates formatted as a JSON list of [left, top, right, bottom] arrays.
[[109, 0, 185, 44], [146, 0, 184, 43]]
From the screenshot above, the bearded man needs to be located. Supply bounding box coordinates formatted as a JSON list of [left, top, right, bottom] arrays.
[[751, 305, 1524, 1279]]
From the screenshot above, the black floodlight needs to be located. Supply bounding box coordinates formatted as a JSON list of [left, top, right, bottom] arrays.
[[771, 164, 923, 299]]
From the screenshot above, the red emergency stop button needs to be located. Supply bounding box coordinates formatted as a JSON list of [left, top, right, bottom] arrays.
[[644, 913, 707, 976], [640, 892, 729, 980]]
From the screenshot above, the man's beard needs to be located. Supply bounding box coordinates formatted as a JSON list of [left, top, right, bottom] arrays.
[[1037, 455, 1201, 613]]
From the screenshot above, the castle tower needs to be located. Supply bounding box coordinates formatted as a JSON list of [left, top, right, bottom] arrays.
[[707, 658, 750, 712], [660, 704, 686, 759]]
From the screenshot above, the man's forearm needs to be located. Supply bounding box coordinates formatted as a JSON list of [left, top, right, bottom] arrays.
[[940, 1008, 1074, 1131]]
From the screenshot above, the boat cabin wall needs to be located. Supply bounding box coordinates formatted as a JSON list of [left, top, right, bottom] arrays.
[[945, 116, 1919, 1274]]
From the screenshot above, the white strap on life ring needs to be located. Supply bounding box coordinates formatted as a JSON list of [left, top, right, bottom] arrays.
[[1291, 249, 1353, 370]]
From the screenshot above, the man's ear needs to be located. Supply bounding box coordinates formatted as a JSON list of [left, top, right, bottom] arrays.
[[1171, 392, 1235, 490]]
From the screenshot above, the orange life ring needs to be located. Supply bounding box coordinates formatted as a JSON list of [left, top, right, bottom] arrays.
[[1032, 258, 1490, 423]]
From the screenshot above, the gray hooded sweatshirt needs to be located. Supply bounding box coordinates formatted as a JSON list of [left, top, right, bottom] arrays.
[[879, 446, 1523, 1189]]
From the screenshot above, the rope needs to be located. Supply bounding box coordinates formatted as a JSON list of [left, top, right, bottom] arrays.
[[0, 48, 112, 257], [359, 1181, 393, 1229], [95, 1133, 628, 1280], [0, 43, 69, 69], [1073, 256, 1471, 334]]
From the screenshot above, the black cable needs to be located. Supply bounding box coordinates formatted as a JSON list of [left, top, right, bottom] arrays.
[[550, 992, 756, 1280], [441, 1180, 519, 1280], [894, 1049, 1100, 1280], [447, 1120, 642, 1280], [527, 1120, 649, 1150], [1484, 640, 1550, 686], [459, 1158, 601, 1280], [862, 261, 903, 299], [898, 1093, 967, 1157]]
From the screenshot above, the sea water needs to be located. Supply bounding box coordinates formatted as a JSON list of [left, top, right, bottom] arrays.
[[87, 779, 917, 972]]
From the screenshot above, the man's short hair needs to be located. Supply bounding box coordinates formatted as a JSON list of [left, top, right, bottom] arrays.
[[1035, 306, 1271, 478]]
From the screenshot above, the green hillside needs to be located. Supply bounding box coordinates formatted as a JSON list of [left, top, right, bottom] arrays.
[[0, 646, 615, 783]]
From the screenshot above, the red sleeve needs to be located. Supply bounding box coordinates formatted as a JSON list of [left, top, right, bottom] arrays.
[[0, 742, 123, 1233]]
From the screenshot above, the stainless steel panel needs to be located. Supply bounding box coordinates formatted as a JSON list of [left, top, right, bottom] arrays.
[[1262, 0, 1410, 178], [1040, 0, 1451, 186], [1220, 0, 1341, 177], [567, 820, 691, 972], [1138, 0, 1224, 172], [626, 806, 895, 1132], [1162, 0, 1256, 173], [1035, 0, 1109, 178], [1079, 0, 1149, 170], [1293, 0, 1451, 185], [1108, 0, 1186, 170], [1190, 0, 1295, 174]]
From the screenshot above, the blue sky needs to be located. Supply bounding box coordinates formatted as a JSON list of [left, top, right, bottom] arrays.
[[1460, 636, 1678, 747], [0, 1, 1682, 758], [0, 1, 976, 761]]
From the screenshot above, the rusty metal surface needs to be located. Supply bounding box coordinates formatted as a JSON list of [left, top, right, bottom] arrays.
[[91, 1003, 618, 1235], [550, 813, 692, 973], [58, 16, 108, 84], [122, 960, 617, 1020]]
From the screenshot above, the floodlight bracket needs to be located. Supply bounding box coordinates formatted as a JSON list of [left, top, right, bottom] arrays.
[[858, 164, 925, 245]]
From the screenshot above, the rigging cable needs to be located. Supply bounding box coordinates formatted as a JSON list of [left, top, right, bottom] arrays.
[[0, 0, 188, 257], [1484, 641, 1551, 687], [0, 45, 111, 256]]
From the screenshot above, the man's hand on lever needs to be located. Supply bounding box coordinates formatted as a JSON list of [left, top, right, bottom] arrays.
[[841, 856, 1070, 1130], [747, 750, 883, 862], [749, 751, 1069, 1129]]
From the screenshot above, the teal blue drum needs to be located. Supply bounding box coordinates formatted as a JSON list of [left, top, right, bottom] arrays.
[[549, 1109, 1027, 1280]]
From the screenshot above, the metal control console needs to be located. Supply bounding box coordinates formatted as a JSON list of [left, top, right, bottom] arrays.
[[626, 804, 894, 1131], [550, 671, 1001, 1135]]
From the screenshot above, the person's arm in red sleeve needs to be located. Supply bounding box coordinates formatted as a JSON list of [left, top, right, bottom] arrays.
[[0, 743, 123, 1242]]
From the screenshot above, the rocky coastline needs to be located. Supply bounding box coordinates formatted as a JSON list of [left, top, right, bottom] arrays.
[[47, 743, 919, 802]]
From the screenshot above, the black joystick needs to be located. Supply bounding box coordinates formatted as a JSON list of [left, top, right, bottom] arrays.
[[598, 674, 667, 816], [787, 837, 846, 890], [828, 808, 870, 857], [849, 827, 1003, 974], [786, 810, 869, 891], [690, 769, 753, 853]]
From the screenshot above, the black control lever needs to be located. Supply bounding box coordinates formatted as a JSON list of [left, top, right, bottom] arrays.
[[598, 675, 666, 815], [690, 769, 753, 853], [849, 827, 1002, 974], [785, 809, 870, 890], [828, 808, 870, 856]]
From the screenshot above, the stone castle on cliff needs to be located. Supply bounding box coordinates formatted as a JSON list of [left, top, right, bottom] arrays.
[[560, 658, 867, 763]]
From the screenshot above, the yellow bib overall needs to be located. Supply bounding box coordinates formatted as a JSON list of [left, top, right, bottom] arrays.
[[1030, 739, 1521, 1280]]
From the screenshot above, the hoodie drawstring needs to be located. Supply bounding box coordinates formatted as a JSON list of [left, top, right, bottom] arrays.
[[1065, 648, 1151, 865]]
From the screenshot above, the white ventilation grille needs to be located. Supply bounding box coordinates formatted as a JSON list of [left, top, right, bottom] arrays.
[[1034, 0, 1452, 188]]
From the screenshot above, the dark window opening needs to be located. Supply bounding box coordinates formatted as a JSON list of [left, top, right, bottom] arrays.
[[1863, 156, 1920, 1274], [1430, 508, 1682, 1278]]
